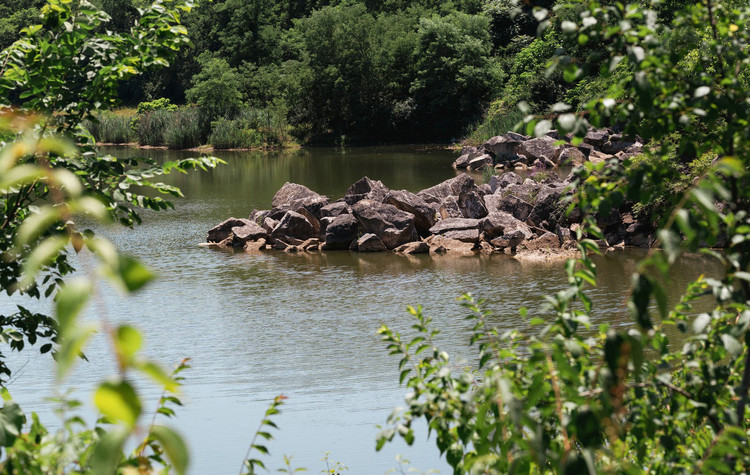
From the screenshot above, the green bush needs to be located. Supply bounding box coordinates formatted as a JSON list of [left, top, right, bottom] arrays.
[[209, 107, 292, 149]]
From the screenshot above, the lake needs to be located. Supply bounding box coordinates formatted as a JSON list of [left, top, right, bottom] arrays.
[[1, 145, 720, 474]]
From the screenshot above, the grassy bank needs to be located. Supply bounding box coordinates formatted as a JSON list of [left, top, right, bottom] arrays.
[[85, 102, 295, 150]]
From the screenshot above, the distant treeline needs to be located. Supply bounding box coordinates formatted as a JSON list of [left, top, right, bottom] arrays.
[[1, 0, 698, 144]]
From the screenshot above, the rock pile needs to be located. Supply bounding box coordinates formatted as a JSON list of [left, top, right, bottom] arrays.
[[455, 128, 644, 171], [205, 172, 655, 256]]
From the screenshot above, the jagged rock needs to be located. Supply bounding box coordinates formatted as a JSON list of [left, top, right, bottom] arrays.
[[484, 134, 524, 158], [577, 143, 594, 158], [386, 190, 437, 237], [588, 150, 614, 164], [207, 218, 250, 243], [272, 182, 329, 218], [490, 230, 527, 250], [418, 174, 475, 204], [487, 175, 501, 193], [454, 152, 471, 169], [249, 209, 269, 223], [344, 177, 390, 205], [478, 183, 492, 196], [429, 217, 481, 235], [528, 185, 563, 228], [458, 191, 488, 219], [262, 217, 278, 233], [271, 211, 317, 241], [584, 129, 609, 147], [424, 235, 476, 254], [438, 196, 464, 219], [480, 211, 533, 240], [602, 139, 636, 155], [231, 221, 268, 245], [320, 201, 350, 218], [352, 199, 418, 249], [506, 132, 529, 142], [517, 136, 562, 164], [557, 147, 587, 166], [523, 232, 561, 250], [322, 214, 359, 250], [497, 172, 523, 189], [394, 241, 430, 254], [357, 233, 387, 252], [454, 147, 483, 169], [296, 208, 321, 236], [467, 154, 493, 170]]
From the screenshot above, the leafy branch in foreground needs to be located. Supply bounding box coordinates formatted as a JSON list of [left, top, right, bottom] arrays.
[[241, 394, 288, 475]]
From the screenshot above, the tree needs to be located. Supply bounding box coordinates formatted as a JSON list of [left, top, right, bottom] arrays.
[[186, 53, 243, 125], [0, 0, 222, 471]]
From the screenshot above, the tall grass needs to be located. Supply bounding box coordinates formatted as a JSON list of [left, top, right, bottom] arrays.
[[164, 108, 201, 149], [85, 111, 135, 143], [466, 107, 526, 144], [135, 108, 171, 146], [209, 107, 292, 149]]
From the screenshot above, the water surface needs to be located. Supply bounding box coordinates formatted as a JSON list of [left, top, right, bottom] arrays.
[[1, 145, 721, 474]]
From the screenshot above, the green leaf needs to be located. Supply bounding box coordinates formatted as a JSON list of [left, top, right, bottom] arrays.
[[720, 334, 742, 358], [94, 381, 142, 427], [90, 427, 129, 475], [149, 425, 189, 475], [135, 361, 178, 393], [115, 325, 142, 364], [56, 278, 92, 335]]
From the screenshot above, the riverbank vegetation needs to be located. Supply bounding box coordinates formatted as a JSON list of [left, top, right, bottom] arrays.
[[2, 0, 750, 474]]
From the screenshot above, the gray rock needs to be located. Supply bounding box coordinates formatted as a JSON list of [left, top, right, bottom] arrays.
[[231, 221, 268, 245], [484, 135, 524, 158], [443, 228, 480, 243], [528, 185, 563, 228], [497, 172, 523, 189], [418, 174, 476, 204], [490, 230, 527, 250], [480, 211, 533, 240], [517, 136, 561, 163], [262, 217, 278, 233], [207, 218, 251, 243], [523, 231, 561, 250], [487, 175, 501, 194], [584, 129, 609, 147], [602, 140, 636, 155], [458, 191, 488, 219], [352, 199, 418, 249], [271, 211, 317, 241], [424, 235, 476, 254], [467, 154, 493, 170], [438, 196, 464, 219], [386, 190, 437, 237], [322, 214, 359, 250], [357, 233, 387, 252], [320, 201, 350, 218], [557, 147, 587, 166], [429, 217, 481, 235], [272, 182, 329, 218], [344, 177, 390, 205]]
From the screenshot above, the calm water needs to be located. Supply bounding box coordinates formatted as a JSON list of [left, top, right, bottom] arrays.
[[1, 145, 721, 474]]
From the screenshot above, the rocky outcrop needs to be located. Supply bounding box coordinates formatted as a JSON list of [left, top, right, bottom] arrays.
[[206, 171, 656, 257], [453, 128, 645, 171]]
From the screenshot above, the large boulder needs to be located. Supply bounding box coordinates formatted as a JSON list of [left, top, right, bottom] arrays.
[[394, 241, 430, 254], [271, 210, 317, 241], [528, 185, 563, 229], [320, 201, 350, 218], [584, 129, 609, 148], [523, 232, 561, 250], [517, 136, 562, 164], [344, 177, 390, 205], [429, 217, 481, 235], [557, 147, 588, 167], [483, 134, 526, 158], [480, 211, 533, 240], [467, 154, 493, 170], [424, 235, 476, 255], [458, 191, 488, 219], [322, 214, 359, 250], [453, 147, 483, 169], [386, 190, 437, 237], [438, 196, 463, 220], [443, 228, 480, 243], [418, 174, 475, 205], [231, 221, 268, 245], [485, 193, 533, 222], [497, 172, 523, 189], [352, 199, 418, 249], [272, 182, 329, 218], [357, 233, 387, 252], [207, 218, 251, 243]]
